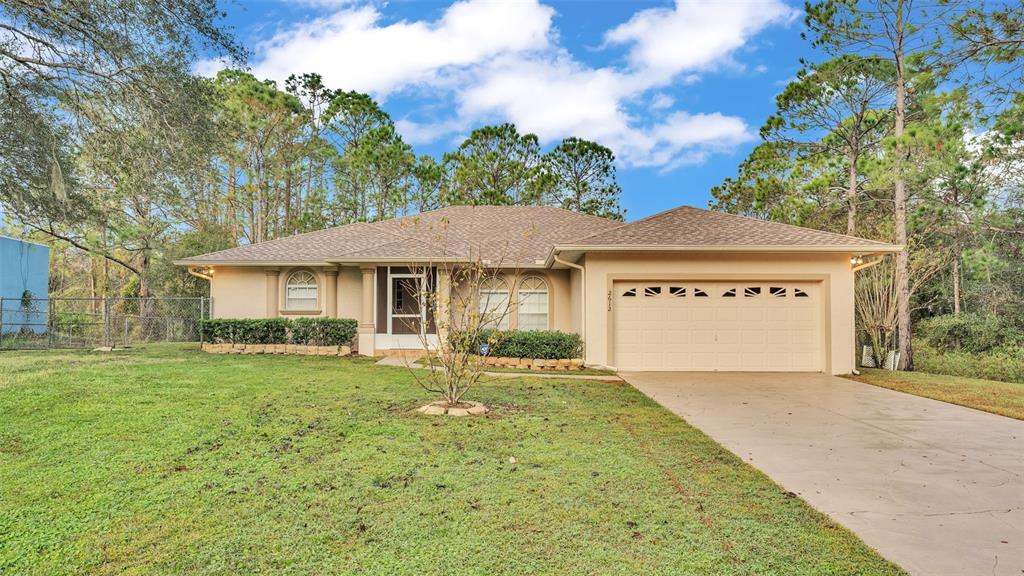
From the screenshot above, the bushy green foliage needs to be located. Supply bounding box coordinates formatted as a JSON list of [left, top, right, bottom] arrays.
[[917, 313, 1023, 353], [476, 329, 584, 359], [199, 318, 356, 346], [52, 311, 89, 334], [915, 341, 1024, 384], [290, 317, 358, 346]]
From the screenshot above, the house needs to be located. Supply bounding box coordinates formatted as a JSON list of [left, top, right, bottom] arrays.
[[176, 204, 900, 374], [0, 234, 50, 334]]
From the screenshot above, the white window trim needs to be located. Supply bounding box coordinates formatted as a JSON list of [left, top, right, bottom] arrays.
[[480, 278, 511, 331], [517, 276, 549, 331], [284, 270, 319, 311]]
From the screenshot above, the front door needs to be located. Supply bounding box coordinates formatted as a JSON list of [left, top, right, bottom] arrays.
[[380, 267, 439, 349], [390, 275, 423, 336]]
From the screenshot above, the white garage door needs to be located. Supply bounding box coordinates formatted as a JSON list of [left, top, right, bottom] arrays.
[[613, 281, 822, 372]]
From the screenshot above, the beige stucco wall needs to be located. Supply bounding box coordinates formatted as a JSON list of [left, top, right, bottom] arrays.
[[209, 265, 366, 323], [207, 265, 569, 332], [580, 252, 857, 375], [337, 267, 364, 321], [568, 267, 583, 335], [209, 267, 266, 319]]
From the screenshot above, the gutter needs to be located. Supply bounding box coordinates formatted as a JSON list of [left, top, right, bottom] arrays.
[[553, 252, 586, 359], [187, 266, 213, 281], [852, 257, 884, 272]]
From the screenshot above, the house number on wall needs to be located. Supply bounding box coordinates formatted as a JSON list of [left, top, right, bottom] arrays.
[[607, 290, 612, 311]]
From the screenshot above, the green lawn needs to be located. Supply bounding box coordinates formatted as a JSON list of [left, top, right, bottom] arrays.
[[846, 368, 1024, 420], [0, 345, 901, 575]]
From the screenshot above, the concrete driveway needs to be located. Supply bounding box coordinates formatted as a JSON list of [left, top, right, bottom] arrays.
[[623, 372, 1023, 576]]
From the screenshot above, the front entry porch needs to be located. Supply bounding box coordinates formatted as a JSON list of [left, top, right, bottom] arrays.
[[359, 265, 445, 356]]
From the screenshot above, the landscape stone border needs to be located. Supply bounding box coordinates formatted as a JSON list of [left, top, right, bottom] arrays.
[[417, 400, 489, 417], [473, 354, 585, 371], [201, 342, 352, 357]]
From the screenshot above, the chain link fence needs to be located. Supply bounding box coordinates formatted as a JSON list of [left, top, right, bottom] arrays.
[[0, 297, 211, 350]]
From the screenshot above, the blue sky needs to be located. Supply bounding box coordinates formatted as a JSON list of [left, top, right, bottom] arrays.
[[213, 0, 821, 219]]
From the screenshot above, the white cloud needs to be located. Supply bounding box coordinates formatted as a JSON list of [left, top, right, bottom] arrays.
[[213, 0, 793, 169], [650, 93, 676, 110], [232, 0, 554, 95], [605, 0, 798, 79]]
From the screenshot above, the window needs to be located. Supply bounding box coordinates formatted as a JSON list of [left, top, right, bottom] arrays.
[[669, 286, 686, 297], [285, 270, 318, 310], [744, 286, 761, 298], [794, 288, 809, 298], [644, 286, 662, 297], [622, 288, 637, 297], [722, 288, 737, 298], [479, 277, 510, 330], [693, 288, 708, 297], [769, 286, 786, 297], [517, 276, 549, 331]]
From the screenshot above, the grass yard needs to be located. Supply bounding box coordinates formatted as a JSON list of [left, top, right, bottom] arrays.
[[0, 344, 902, 575], [846, 368, 1024, 420]]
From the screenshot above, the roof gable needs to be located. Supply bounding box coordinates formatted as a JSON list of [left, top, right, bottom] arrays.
[[564, 206, 895, 250]]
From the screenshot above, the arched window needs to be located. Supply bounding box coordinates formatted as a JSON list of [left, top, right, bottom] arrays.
[[517, 276, 549, 331], [285, 270, 318, 310], [479, 277, 510, 330]]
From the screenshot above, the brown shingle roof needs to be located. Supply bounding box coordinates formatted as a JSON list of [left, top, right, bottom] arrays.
[[177, 204, 899, 267], [563, 205, 896, 250], [177, 205, 622, 266], [179, 222, 397, 263]]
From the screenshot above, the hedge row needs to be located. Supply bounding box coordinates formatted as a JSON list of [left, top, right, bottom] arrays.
[[474, 329, 583, 360], [917, 313, 1023, 354], [200, 318, 357, 346], [915, 341, 1024, 384]]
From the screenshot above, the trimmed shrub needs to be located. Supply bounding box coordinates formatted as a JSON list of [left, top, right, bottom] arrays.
[[199, 318, 357, 346], [915, 341, 1024, 384], [476, 329, 583, 360], [290, 317, 357, 346], [917, 313, 1023, 354]]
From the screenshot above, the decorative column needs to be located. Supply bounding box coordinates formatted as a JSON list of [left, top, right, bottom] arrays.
[[324, 267, 339, 318], [436, 268, 451, 343], [358, 266, 376, 356], [265, 268, 280, 318]]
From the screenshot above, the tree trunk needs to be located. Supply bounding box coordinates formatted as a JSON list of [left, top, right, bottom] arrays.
[[952, 251, 961, 315], [284, 173, 292, 233], [893, 0, 914, 371], [227, 164, 238, 241], [138, 250, 153, 340], [846, 151, 858, 235]]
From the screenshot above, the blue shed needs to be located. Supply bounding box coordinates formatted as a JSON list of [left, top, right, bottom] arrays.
[[0, 235, 50, 333]]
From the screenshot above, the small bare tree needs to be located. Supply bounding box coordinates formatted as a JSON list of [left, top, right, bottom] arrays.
[[412, 262, 518, 412], [856, 258, 899, 368], [384, 216, 530, 414], [856, 252, 943, 369]]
